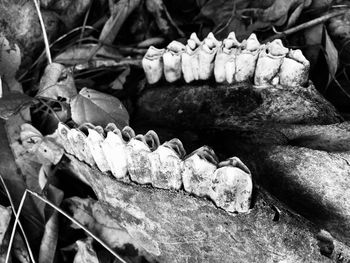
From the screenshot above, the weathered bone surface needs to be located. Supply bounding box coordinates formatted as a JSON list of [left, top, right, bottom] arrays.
[[136, 82, 342, 128], [142, 32, 310, 87], [49, 123, 253, 214], [62, 154, 349, 262]]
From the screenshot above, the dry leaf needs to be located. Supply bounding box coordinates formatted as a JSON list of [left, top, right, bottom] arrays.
[[70, 88, 129, 129], [0, 33, 22, 92], [13, 232, 30, 263], [54, 44, 122, 66], [110, 66, 130, 90], [65, 197, 133, 249], [20, 123, 64, 165], [323, 28, 339, 86], [73, 238, 99, 263], [36, 63, 77, 102], [0, 205, 11, 247]]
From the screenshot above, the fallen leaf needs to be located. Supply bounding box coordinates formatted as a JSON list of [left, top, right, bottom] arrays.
[[110, 66, 130, 90], [0, 205, 12, 247], [13, 232, 30, 263], [0, 33, 22, 93], [73, 238, 99, 263], [20, 123, 64, 165], [64, 197, 132, 249], [36, 63, 77, 102], [70, 88, 129, 129], [323, 28, 339, 86]]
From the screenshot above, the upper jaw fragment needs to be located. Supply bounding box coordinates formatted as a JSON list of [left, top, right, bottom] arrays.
[[163, 41, 186, 83], [254, 39, 289, 86], [209, 157, 253, 213], [279, 49, 310, 87], [142, 46, 165, 84], [181, 33, 202, 83]]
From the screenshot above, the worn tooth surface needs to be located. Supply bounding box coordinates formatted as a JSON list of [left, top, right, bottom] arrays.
[[101, 128, 128, 181], [198, 32, 222, 80], [86, 128, 110, 172], [209, 157, 252, 213], [150, 138, 185, 190], [142, 46, 165, 84], [57, 122, 75, 155], [163, 41, 186, 83], [181, 33, 202, 83], [254, 39, 289, 86], [182, 146, 218, 198], [235, 33, 261, 82], [279, 49, 310, 87], [67, 128, 92, 163], [126, 134, 153, 185]]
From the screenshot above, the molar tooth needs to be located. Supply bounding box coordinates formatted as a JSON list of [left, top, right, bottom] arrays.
[[235, 33, 261, 82], [86, 128, 110, 172], [67, 128, 93, 164], [101, 128, 129, 181], [181, 33, 202, 83], [126, 133, 153, 185], [163, 41, 186, 83], [142, 46, 165, 84], [209, 157, 252, 213], [279, 49, 310, 86], [150, 138, 185, 190], [182, 146, 218, 197], [198, 33, 222, 80], [254, 39, 289, 86]]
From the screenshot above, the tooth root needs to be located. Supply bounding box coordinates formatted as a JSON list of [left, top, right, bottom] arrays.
[[182, 33, 202, 83], [198, 33, 222, 80], [142, 46, 165, 84], [101, 129, 128, 181], [163, 41, 186, 83], [209, 157, 252, 213], [182, 146, 218, 197], [235, 34, 261, 82], [279, 49, 310, 86], [86, 128, 110, 172], [254, 39, 289, 86], [150, 138, 185, 190], [126, 135, 153, 185]]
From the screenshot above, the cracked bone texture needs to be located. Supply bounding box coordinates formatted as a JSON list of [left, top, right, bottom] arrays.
[[142, 32, 310, 87], [54, 122, 253, 214]]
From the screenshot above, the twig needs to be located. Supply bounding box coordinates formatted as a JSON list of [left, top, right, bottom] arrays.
[[32, 0, 52, 64], [264, 9, 348, 43], [0, 175, 36, 263]]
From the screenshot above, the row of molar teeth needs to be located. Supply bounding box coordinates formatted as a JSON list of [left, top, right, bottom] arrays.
[[55, 122, 253, 214], [142, 32, 310, 87]]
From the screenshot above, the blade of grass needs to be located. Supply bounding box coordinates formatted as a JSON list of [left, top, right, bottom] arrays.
[[26, 189, 128, 263], [5, 190, 28, 263], [0, 175, 36, 263], [32, 0, 52, 64]]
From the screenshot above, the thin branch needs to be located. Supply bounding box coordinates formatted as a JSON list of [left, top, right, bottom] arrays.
[[32, 0, 52, 64], [264, 9, 348, 43]]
